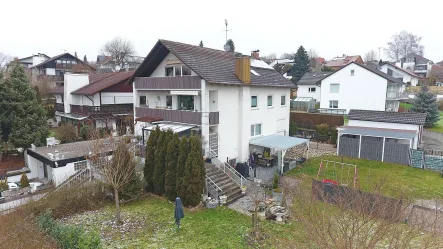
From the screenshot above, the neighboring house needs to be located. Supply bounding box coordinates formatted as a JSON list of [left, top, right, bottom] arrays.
[[430, 65, 443, 84], [31, 52, 95, 87], [25, 139, 134, 187], [296, 72, 333, 102], [325, 54, 363, 70], [95, 55, 144, 73], [380, 62, 420, 86], [297, 62, 407, 113], [395, 53, 433, 78], [269, 59, 294, 79], [50, 71, 134, 133], [337, 109, 426, 165], [129, 39, 293, 163], [18, 53, 50, 68]]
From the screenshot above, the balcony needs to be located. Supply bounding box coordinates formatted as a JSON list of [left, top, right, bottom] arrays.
[[55, 103, 64, 112], [37, 75, 64, 81], [70, 104, 133, 116], [135, 107, 219, 125], [134, 76, 201, 90], [386, 91, 409, 100]]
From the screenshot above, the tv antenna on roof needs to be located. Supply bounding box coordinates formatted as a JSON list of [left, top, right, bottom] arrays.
[[223, 19, 231, 43]]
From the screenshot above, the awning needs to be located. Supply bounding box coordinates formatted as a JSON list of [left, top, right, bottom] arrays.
[[250, 134, 309, 150], [338, 126, 416, 140], [143, 122, 196, 133], [55, 112, 88, 120], [170, 90, 199, 96], [135, 116, 163, 123], [292, 97, 314, 102]]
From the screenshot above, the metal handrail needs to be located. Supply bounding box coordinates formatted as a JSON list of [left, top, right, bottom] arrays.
[[206, 176, 222, 192], [216, 161, 247, 188], [206, 176, 221, 200], [56, 168, 90, 191]]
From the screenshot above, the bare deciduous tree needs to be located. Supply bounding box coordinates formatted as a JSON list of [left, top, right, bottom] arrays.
[[280, 52, 296, 60], [364, 50, 378, 62], [385, 31, 424, 60], [0, 52, 12, 72], [261, 53, 277, 63], [100, 36, 135, 71], [89, 135, 135, 224], [307, 49, 318, 60]]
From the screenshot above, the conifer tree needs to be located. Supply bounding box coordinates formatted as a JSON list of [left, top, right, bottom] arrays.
[[291, 46, 310, 84], [153, 130, 173, 195], [164, 133, 179, 201], [199, 41, 204, 48], [182, 135, 205, 207], [144, 126, 159, 192], [83, 55, 88, 63], [20, 172, 30, 187], [176, 136, 189, 199], [226, 39, 235, 52], [412, 85, 440, 127], [0, 64, 48, 147]]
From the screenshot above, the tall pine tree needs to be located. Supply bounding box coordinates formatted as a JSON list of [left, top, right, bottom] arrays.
[[153, 130, 165, 195], [182, 135, 205, 207], [176, 136, 189, 199], [199, 41, 204, 48], [291, 46, 310, 84], [412, 85, 440, 127], [164, 133, 179, 201], [0, 64, 48, 148], [144, 126, 159, 192]]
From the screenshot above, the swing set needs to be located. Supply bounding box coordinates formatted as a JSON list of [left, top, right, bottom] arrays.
[[316, 160, 360, 188]]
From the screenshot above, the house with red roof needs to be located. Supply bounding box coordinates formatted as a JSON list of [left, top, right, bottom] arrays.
[[325, 54, 363, 71], [50, 71, 134, 134]]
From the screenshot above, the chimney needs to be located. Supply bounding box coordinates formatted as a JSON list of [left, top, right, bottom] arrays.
[[235, 56, 250, 83], [251, 49, 260, 60]]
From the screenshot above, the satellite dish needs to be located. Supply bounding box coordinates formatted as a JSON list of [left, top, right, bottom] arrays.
[[224, 44, 231, 52]]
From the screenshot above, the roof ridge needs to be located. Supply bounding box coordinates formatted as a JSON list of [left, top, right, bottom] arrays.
[[160, 39, 229, 54]]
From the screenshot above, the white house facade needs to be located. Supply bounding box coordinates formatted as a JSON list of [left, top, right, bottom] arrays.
[[380, 63, 419, 86], [317, 63, 407, 113], [50, 71, 134, 133], [130, 39, 293, 164], [395, 53, 433, 78]]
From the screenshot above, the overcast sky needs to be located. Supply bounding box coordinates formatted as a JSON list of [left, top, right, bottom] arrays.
[[1, 0, 442, 63]]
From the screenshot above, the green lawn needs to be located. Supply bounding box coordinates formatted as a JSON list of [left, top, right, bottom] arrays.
[[286, 155, 443, 199], [429, 111, 443, 133], [62, 195, 306, 249], [400, 102, 413, 110]]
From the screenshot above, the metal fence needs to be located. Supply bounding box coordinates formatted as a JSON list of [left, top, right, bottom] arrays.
[[410, 149, 443, 171]]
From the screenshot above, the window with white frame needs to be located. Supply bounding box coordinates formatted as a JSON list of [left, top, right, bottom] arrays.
[[330, 84, 340, 93], [166, 95, 172, 109], [251, 95, 258, 108], [350, 69, 355, 76], [308, 87, 316, 92], [165, 65, 192, 77], [74, 160, 87, 171], [329, 100, 339, 108], [281, 95, 286, 106], [139, 95, 147, 106], [250, 123, 262, 137], [267, 95, 273, 106]]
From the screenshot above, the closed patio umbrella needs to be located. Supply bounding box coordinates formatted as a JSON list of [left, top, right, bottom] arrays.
[[174, 197, 185, 229]]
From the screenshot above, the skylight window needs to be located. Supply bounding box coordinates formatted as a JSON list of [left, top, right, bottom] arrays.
[[251, 69, 260, 76]]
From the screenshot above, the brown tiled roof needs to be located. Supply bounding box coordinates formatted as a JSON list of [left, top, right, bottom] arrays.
[[325, 55, 362, 68], [297, 71, 333, 85], [128, 39, 294, 88], [323, 62, 404, 84], [72, 71, 134, 95], [348, 109, 427, 125]]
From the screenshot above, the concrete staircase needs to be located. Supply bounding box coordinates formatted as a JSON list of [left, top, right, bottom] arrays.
[[206, 165, 243, 204]]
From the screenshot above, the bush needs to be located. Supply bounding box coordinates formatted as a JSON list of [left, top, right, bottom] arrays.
[[315, 123, 330, 141], [79, 125, 92, 140], [438, 100, 443, 111], [330, 127, 338, 145], [37, 211, 101, 249], [0, 178, 8, 191], [272, 173, 279, 189], [56, 125, 78, 143], [20, 173, 30, 187], [289, 120, 297, 136], [118, 172, 144, 201]]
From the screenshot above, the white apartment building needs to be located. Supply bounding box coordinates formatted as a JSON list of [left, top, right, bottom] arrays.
[[380, 62, 420, 86], [129, 39, 293, 164]]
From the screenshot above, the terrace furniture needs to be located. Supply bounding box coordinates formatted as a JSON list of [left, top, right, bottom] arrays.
[[46, 137, 60, 148]]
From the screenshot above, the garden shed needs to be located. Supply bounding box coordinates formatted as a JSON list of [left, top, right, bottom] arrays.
[[291, 97, 315, 111]]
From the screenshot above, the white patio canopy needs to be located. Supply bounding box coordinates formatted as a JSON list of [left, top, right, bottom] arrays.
[[249, 134, 310, 173]]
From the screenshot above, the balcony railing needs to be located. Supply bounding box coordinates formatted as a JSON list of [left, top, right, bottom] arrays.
[[386, 91, 409, 100], [37, 75, 64, 81], [135, 107, 219, 125], [134, 76, 201, 90], [70, 104, 133, 115], [55, 103, 64, 112], [309, 108, 347, 115]]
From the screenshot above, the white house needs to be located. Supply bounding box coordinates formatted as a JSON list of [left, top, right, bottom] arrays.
[[337, 109, 426, 165], [296, 72, 333, 103], [314, 62, 406, 113], [129, 39, 294, 164], [380, 62, 420, 86], [50, 71, 134, 133], [18, 53, 50, 68], [395, 53, 433, 78]]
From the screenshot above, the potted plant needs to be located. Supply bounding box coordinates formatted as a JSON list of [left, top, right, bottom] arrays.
[[272, 173, 283, 205], [241, 185, 247, 194]]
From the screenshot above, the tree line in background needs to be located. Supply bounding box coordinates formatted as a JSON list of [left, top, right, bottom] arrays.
[[144, 127, 205, 207]]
